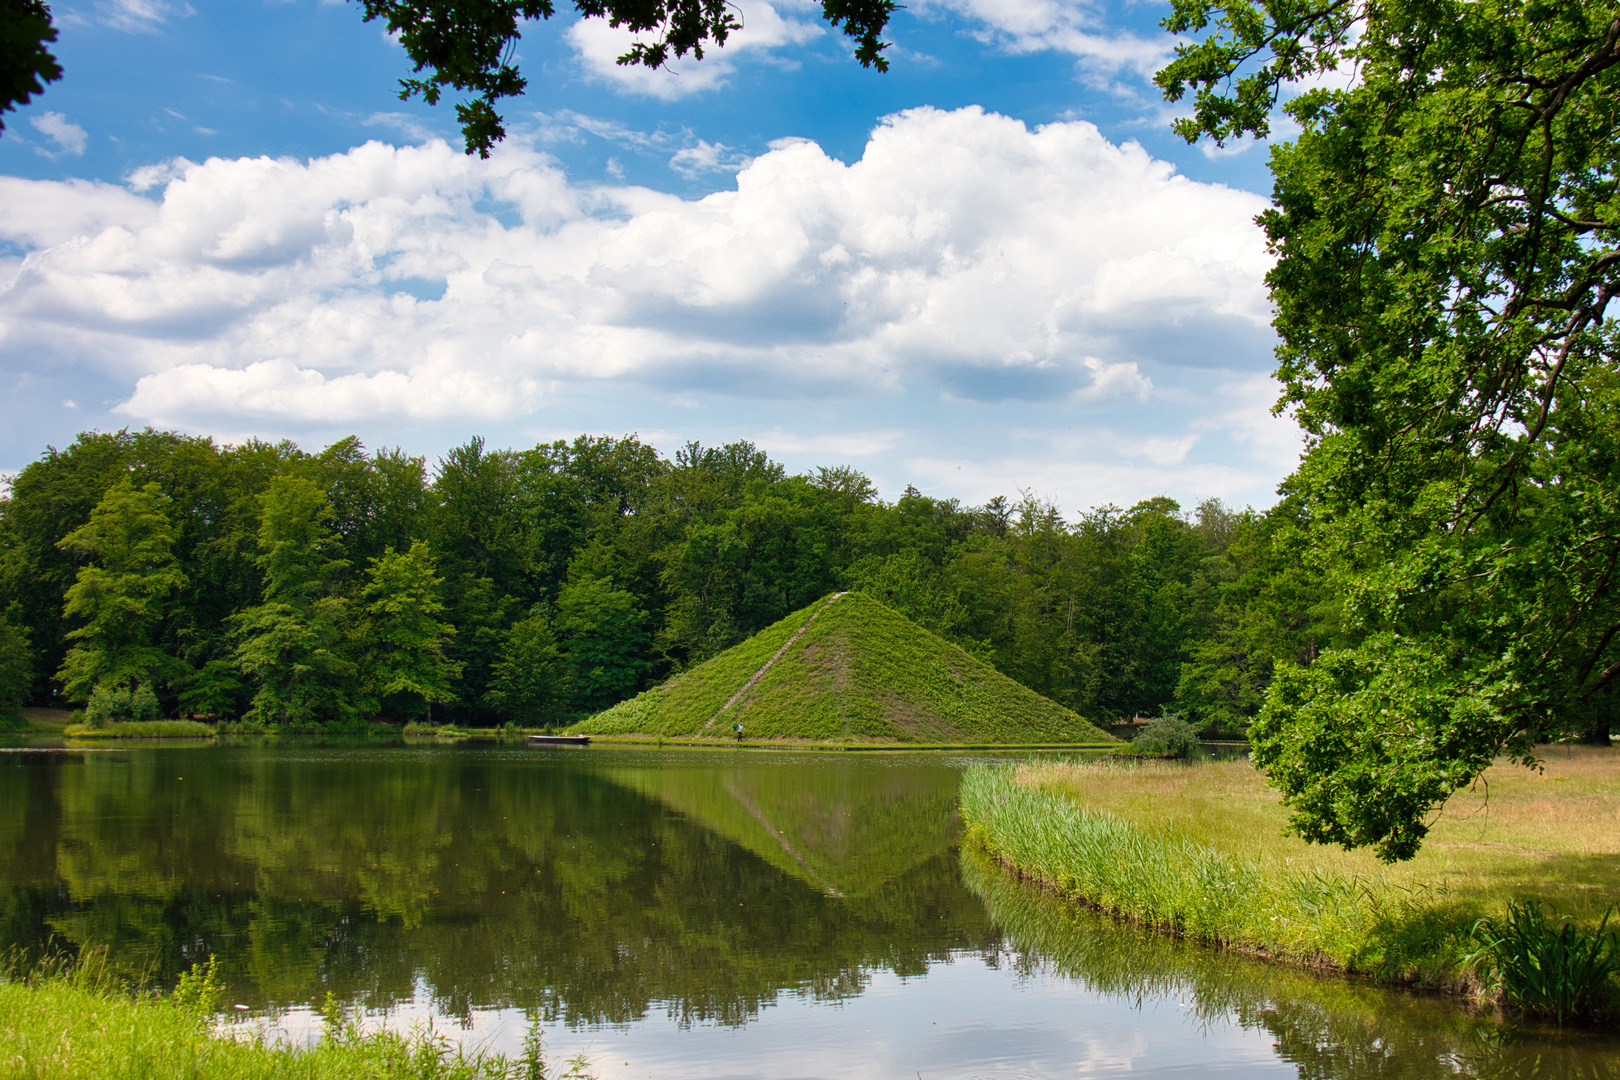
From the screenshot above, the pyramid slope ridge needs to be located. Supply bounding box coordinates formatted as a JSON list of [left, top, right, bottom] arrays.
[[573, 591, 1114, 744]]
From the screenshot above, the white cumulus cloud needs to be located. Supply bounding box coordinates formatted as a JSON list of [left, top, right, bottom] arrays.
[[0, 106, 1272, 436]]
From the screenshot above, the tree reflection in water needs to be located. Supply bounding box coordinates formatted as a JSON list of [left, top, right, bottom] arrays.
[[1, 743, 1617, 1078], [0, 745, 992, 1025], [962, 847, 1620, 1080]]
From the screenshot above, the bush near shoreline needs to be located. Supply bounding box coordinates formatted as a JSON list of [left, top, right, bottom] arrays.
[[960, 749, 1620, 1021]]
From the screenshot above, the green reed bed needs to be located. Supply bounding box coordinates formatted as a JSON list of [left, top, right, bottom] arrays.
[[0, 955, 590, 1080], [958, 763, 1479, 986]]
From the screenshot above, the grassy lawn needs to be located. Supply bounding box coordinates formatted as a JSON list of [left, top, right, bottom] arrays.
[[1016, 747, 1620, 926]]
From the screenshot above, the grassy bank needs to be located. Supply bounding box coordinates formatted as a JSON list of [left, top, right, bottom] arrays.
[[64, 719, 217, 738], [0, 958, 586, 1079], [960, 748, 1620, 997], [3, 707, 74, 733]]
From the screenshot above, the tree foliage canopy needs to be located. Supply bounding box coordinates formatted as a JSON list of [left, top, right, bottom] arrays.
[[0, 0, 59, 133], [55, 480, 186, 702], [1159, 0, 1620, 859], [360, 0, 895, 154]]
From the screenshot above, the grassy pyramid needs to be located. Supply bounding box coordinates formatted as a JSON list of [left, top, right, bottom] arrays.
[[573, 591, 1115, 744]]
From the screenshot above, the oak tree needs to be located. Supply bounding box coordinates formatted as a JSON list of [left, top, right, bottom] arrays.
[[1159, 0, 1620, 859]]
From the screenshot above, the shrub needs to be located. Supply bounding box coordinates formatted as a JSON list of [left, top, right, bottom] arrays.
[[85, 682, 162, 728], [1469, 901, 1620, 1024], [1130, 713, 1200, 758]]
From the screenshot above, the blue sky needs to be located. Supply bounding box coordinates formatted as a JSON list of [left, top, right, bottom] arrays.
[[0, 0, 1299, 514]]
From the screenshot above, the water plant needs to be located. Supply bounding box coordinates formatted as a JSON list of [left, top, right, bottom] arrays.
[[1469, 901, 1620, 1025]]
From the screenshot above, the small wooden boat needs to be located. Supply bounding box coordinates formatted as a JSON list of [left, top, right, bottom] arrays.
[[528, 734, 591, 746]]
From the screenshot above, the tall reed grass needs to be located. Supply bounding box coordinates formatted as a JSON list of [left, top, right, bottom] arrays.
[[1469, 902, 1620, 1024], [958, 764, 1478, 984]]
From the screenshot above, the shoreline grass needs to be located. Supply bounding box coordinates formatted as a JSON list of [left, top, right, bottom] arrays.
[[63, 719, 217, 738], [583, 733, 1117, 751], [959, 748, 1620, 1014], [0, 955, 589, 1079], [960, 764, 1482, 989]]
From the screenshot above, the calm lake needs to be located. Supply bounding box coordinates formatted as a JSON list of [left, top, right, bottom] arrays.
[[3, 740, 1618, 1078]]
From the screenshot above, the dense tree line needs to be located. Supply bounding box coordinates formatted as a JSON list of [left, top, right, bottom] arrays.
[[0, 428, 1324, 731]]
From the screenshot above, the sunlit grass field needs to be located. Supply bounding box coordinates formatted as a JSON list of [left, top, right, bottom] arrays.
[[1018, 748, 1620, 924], [961, 747, 1620, 991]]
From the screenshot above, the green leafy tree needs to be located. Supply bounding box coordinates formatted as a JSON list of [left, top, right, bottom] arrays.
[[440, 574, 519, 723], [177, 659, 247, 720], [555, 566, 649, 712], [1158, 0, 1620, 859], [0, 0, 60, 134], [232, 477, 360, 727], [0, 433, 150, 706], [0, 606, 30, 730], [360, 540, 462, 719], [55, 481, 187, 707], [484, 610, 569, 723], [846, 548, 972, 640], [1174, 497, 1335, 738]]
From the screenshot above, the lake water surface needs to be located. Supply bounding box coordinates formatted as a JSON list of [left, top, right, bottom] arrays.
[[3, 740, 1618, 1078]]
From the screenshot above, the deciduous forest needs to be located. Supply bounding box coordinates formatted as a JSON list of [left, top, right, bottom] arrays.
[[0, 428, 1324, 733]]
